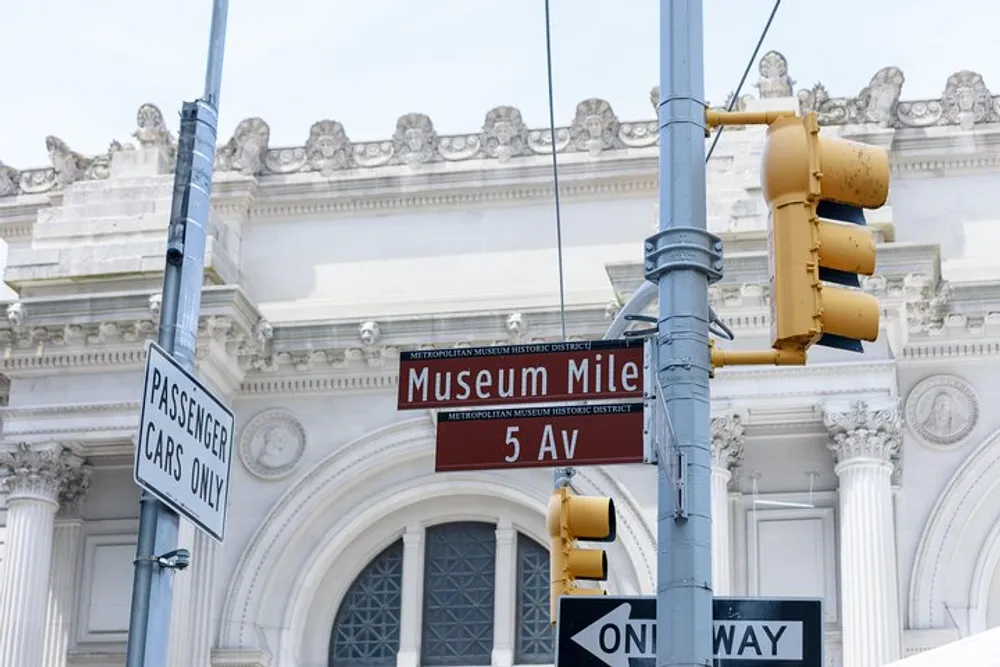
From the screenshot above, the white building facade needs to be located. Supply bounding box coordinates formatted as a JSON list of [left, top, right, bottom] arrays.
[[0, 51, 997, 667]]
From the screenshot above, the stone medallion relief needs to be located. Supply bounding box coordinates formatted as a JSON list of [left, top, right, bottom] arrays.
[[904, 374, 979, 449], [238, 409, 307, 480]]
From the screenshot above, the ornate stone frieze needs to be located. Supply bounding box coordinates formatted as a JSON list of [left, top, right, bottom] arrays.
[[710, 413, 745, 471], [4, 52, 1000, 198], [238, 409, 306, 481], [904, 375, 979, 450], [823, 401, 903, 465], [0, 442, 91, 508]]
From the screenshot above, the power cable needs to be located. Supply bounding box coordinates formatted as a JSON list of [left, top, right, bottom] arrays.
[[705, 0, 783, 163], [543, 0, 568, 341], [705, 0, 783, 343]]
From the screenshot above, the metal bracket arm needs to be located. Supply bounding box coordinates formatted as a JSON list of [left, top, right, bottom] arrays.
[[709, 340, 807, 377], [135, 548, 191, 571], [705, 109, 796, 128], [643, 227, 724, 285]]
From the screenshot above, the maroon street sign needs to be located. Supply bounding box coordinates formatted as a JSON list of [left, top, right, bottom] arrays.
[[434, 402, 645, 472], [397, 339, 645, 410]]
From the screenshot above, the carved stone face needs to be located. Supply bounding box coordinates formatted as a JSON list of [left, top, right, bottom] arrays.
[[263, 428, 286, 455], [317, 137, 338, 158], [584, 116, 604, 139], [931, 393, 951, 419], [405, 129, 424, 152], [6, 302, 24, 327], [494, 122, 515, 145], [958, 89, 974, 112], [359, 321, 380, 345]]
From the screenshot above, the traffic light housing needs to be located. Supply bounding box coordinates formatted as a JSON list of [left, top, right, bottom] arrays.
[[547, 486, 616, 623], [762, 111, 888, 356]]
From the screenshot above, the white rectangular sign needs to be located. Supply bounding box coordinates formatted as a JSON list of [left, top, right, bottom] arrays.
[[134, 341, 234, 543]]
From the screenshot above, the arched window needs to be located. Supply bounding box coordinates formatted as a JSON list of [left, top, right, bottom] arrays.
[[329, 539, 404, 667], [329, 521, 555, 667]]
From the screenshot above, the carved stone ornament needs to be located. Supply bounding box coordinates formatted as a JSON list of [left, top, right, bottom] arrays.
[[480, 106, 528, 162], [570, 99, 620, 156], [756, 51, 794, 99], [506, 312, 525, 342], [0, 161, 19, 198], [823, 401, 902, 465], [942, 70, 994, 130], [0, 442, 91, 509], [217, 118, 271, 175], [7, 52, 1000, 200], [306, 120, 351, 175], [710, 413, 745, 471], [904, 374, 979, 449], [238, 409, 306, 481], [46, 135, 87, 186], [392, 113, 437, 166], [857, 67, 905, 127], [133, 103, 174, 148]]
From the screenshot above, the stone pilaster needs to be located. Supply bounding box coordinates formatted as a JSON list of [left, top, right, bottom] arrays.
[[491, 520, 516, 667], [167, 520, 196, 667], [824, 402, 903, 667], [0, 442, 90, 667], [396, 524, 424, 667], [710, 413, 744, 596]]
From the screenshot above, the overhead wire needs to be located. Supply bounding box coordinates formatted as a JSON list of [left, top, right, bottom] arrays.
[[541, 0, 784, 344], [705, 0, 783, 163], [706, 0, 783, 342], [543, 0, 569, 341]]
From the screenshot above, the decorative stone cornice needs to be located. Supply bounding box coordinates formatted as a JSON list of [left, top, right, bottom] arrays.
[[0, 441, 91, 508], [710, 413, 745, 471], [823, 401, 903, 466], [0, 285, 263, 378], [3, 52, 1000, 203]]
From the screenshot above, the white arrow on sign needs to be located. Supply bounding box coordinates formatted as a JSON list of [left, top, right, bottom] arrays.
[[572, 603, 805, 666], [571, 603, 655, 667]]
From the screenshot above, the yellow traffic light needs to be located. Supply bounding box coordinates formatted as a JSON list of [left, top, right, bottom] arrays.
[[762, 111, 888, 356], [547, 486, 616, 623]]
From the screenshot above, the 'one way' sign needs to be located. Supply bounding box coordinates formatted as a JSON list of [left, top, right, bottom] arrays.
[[555, 596, 823, 667]]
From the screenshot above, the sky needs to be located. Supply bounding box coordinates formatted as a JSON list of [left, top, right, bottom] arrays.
[[0, 0, 991, 169]]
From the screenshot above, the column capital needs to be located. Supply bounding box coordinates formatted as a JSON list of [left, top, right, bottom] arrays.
[[0, 442, 91, 508], [711, 413, 745, 471], [823, 401, 902, 465]]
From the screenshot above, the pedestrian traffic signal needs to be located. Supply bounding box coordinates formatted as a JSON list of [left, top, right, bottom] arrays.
[[547, 486, 616, 623], [762, 110, 888, 356]]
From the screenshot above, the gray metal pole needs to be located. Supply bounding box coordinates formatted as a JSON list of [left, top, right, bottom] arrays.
[[124, 3, 229, 665], [653, 1, 715, 666]]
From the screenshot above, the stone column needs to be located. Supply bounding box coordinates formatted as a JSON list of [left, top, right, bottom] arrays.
[[710, 413, 744, 596], [0, 442, 90, 667], [491, 520, 516, 667], [43, 516, 85, 667], [824, 402, 903, 667]]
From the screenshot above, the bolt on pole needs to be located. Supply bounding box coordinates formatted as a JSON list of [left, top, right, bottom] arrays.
[[124, 2, 229, 666], [647, 1, 720, 665]]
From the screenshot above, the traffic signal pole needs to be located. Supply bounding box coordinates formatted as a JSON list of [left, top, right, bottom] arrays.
[[124, 2, 229, 666], [646, 2, 721, 665]]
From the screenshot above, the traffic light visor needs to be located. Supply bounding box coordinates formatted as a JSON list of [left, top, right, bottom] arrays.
[[566, 495, 616, 542], [567, 548, 608, 580], [761, 114, 890, 210], [815, 135, 890, 210]]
